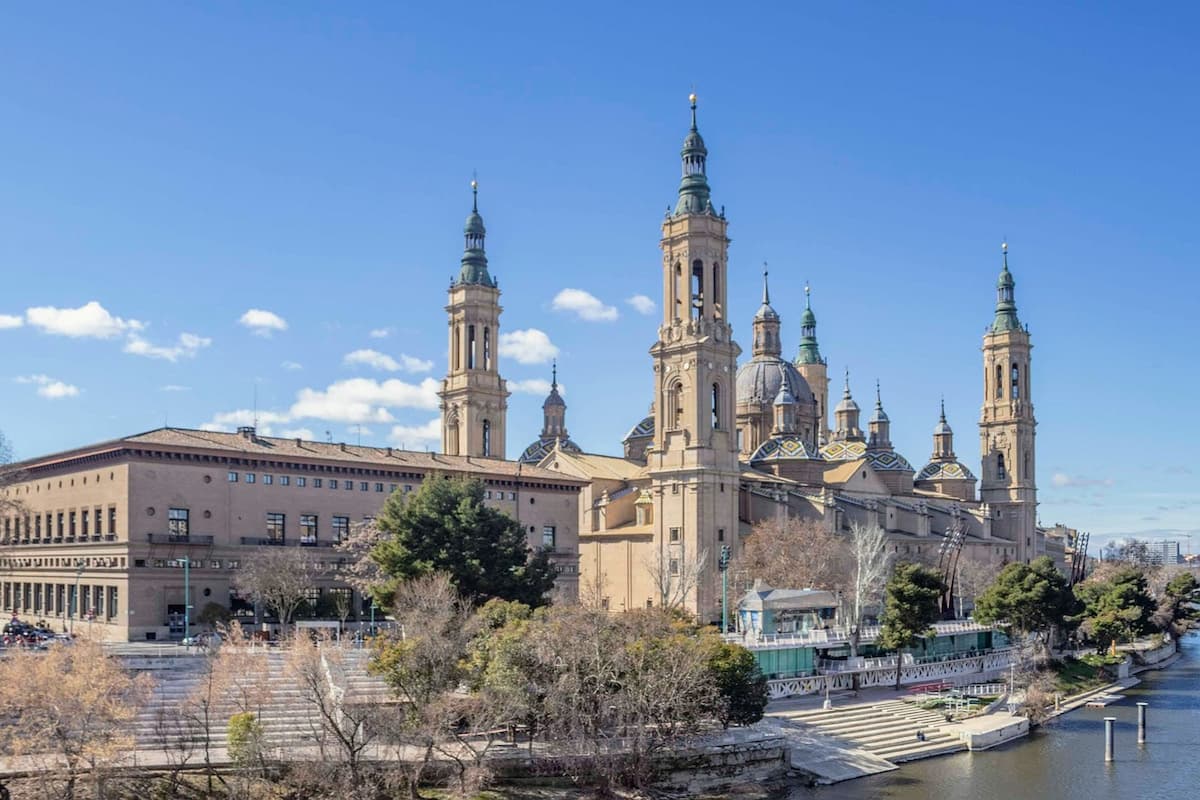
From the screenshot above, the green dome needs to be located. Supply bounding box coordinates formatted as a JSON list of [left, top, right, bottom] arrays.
[[464, 210, 486, 237], [990, 247, 1021, 333]]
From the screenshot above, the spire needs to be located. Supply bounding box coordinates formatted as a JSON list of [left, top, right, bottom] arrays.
[[751, 262, 781, 356], [933, 396, 955, 458], [870, 380, 889, 423], [674, 92, 714, 216], [795, 282, 824, 365], [762, 266, 771, 306], [833, 368, 863, 442], [990, 240, 1020, 333], [458, 177, 494, 287], [551, 359, 558, 390], [868, 380, 892, 450], [541, 361, 566, 437]]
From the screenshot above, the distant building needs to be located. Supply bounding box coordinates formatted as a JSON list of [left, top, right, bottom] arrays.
[[1146, 540, 1183, 565]]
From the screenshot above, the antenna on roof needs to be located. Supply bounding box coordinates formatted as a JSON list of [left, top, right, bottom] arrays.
[[325, 430, 332, 443], [252, 382, 259, 430], [356, 424, 362, 446]]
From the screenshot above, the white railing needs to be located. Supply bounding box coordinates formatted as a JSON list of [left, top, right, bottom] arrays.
[[765, 647, 1016, 700], [730, 620, 991, 652]]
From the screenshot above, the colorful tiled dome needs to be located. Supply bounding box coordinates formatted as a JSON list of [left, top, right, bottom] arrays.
[[820, 439, 867, 461], [749, 434, 821, 463], [917, 461, 976, 481]]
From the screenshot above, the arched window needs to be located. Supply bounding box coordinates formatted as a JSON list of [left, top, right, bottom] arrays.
[[670, 382, 684, 430], [995, 364, 1003, 399], [997, 452, 1006, 480], [674, 263, 683, 320], [711, 383, 721, 430], [467, 325, 476, 370], [447, 422, 459, 455], [1024, 450, 1030, 483], [483, 327, 491, 371], [712, 263, 722, 319], [1011, 363, 1020, 399], [453, 327, 461, 371], [691, 260, 704, 320], [482, 420, 491, 457]]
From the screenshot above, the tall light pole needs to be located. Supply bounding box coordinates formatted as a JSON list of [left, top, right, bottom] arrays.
[[718, 545, 731, 634], [181, 557, 191, 643], [70, 560, 84, 635], [369, 599, 377, 637]]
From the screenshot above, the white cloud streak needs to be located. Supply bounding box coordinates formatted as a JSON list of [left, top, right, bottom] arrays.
[[388, 418, 441, 449], [0, 314, 23, 329], [239, 308, 288, 336], [626, 294, 656, 315], [498, 328, 559, 364], [16, 374, 81, 399], [124, 332, 211, 361], [25, 301, 143, 339], [343, 349, 433, 373], [552, 288, 619, 322]]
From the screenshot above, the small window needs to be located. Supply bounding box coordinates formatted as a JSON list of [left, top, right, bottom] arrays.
[[263, 475, 273, 485], [314, 478, 323, 488], [484, 490, 492, 499], [280, 476, 290, 486], [266, 512, 285, 543], [404, 485, 413, 493], [717, 528, 724, 542], [346, 481, 354, 491], [245, 473, 256, 484], [167, 508, 189, 539], [299, 514, 317, 545], [360, 481, 369, 492], [375, 483, 384, 492], [542, 525, 556, 550], [669, 558, 680, 576], [332, 516, 350, 543], [296, 477, 306, 488], [669, 527, 681, 543], [601, 597, 610, 611], [329, 479, 338, 490]]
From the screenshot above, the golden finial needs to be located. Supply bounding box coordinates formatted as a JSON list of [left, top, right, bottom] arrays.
[[689, 92, 697, 105]]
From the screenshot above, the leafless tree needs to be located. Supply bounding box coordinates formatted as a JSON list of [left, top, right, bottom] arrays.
[[844, 521, 892, 660], [733, 516, 847, 592], [644, 546, 708, 612], [579, 564, 610, 610], [232, 546, 317, 630], [954, 553, 996, 617], [334, 518, 389, 598], [0, 635, 152, 800]]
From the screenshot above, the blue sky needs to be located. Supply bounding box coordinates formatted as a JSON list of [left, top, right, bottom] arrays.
[[0, 3, 1196, 548]]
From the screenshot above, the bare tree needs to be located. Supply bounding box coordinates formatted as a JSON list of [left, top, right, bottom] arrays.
[[0, 636, 151, 800], [954, 554, 996, 617], [644, 546, 708, 611], [579, 564, 610, 610], [334, 519, 388, 598], [844, 521, 892, 660], [232, 546, 317, 631], [734, 516, 847, 592]]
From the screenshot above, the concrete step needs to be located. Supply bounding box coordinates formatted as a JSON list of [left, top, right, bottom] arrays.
[[875, 739, 966, 762]]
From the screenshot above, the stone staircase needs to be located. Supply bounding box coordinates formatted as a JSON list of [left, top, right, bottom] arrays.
[[783, 699, 966, 763], [131, 647, 391, 754]]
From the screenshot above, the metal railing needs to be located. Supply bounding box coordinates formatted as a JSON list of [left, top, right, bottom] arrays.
[[146, 533, 215, 545]]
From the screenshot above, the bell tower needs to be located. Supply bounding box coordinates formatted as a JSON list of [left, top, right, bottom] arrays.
[[794, 284, 830, 443], [439, 180, 509, 458], [647, 95, 741, 622], [979, 242, 1037, 562]]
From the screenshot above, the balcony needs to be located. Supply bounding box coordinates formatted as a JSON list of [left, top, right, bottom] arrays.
[[146, 533, 215, 545], [240, 536, 286, 546], [298, 538, 335, 548]]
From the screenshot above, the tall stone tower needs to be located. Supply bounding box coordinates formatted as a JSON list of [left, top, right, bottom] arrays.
[[647, 95, 741, 622], [978, 243, 1037, 563], [794, 285, 830, 443], [439, 181, 509, 458]]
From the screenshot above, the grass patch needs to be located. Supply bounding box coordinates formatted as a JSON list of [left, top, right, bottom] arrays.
[[1051, 657, 1112, 695]]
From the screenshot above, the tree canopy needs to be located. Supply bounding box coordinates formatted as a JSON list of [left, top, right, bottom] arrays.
[[878, 563, 946, 688], [370, 476, 556, 608], [973, 556, 1081, 656], [1074, 566, 1156, 650]]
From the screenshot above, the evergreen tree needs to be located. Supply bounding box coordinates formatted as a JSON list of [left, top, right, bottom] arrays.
[[877, 563, 946, 688], [1074, 566, 1156, 651], [706, 641, 769, 728], [973, 556, 1081, 661], [370, 476, 556, 608]]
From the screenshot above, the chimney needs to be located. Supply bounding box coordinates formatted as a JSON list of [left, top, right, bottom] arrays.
[[295, 438, 302, 447], [386, 447, 393, 457], [237, 426, 256, 441], [339, 443, 347, 453]]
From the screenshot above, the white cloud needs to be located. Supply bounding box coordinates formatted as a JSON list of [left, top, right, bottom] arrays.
[[281, 427, 316, 441], [552, 288, 619, 322], [343, 349, 434, 374], [0, 314, 23, 329], [508, 378, 565, 396], [498, 328, 559, 364], [160, 384, 191, 392], [388, 418, 441, 449], [124, 331, 211, 361], [290, 377, 441, 423], [25, 301, 143, 339], [208, 409, 292, 429], [1051, 473, 1116, 489], [281, 361, 303, 371], [238, 308, 288, 336], [16, 374, 81, 399], [626, 294, 656, 315], [369, 327, 392, 339]]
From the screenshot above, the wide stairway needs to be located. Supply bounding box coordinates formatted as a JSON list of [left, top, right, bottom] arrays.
[[130, 647, 392, 754], [783, 699, 966, 763]]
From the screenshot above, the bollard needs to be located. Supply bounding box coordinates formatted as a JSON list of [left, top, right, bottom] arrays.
[[1104, 716, 1116, 762], [1137, 702, 1147, 745]]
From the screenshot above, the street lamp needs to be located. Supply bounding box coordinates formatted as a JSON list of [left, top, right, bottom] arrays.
[[180, 557, 191, 644], [718, 545, 731, 634], [70, 560, 84, 635], [369, 599, 377, 638]]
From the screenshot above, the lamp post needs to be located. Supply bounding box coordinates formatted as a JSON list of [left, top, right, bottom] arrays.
[[70, 560, 84, 635], [369, 600, 377, 637], [181, 557, 191, 644], [718, 545, 731, 634]]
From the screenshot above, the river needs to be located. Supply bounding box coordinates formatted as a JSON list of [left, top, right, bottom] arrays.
[[788, 632, 1200, 799]]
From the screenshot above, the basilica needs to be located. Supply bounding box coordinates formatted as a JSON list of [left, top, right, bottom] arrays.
[[438, 96, 1056, 622]]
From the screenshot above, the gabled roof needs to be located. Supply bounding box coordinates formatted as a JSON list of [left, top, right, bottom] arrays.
[[538, 448, 646, 481]]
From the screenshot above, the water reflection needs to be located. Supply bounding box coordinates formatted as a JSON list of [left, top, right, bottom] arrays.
[[789, 633, 1200, 799]]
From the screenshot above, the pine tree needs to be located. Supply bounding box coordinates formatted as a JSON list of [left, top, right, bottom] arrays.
[[877, 563, 946, 688]]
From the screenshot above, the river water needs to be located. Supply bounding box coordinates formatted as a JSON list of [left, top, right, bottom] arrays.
[[788, 632, 1200, 799]]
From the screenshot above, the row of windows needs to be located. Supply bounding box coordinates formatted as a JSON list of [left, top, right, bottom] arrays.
[[1, 471, 118, 497], [1, 506, 118, 546], [1, 580, 119, 621], [227, 472, 411, 494], [0, 556, 126, 570], [166, 507, 355, 545]]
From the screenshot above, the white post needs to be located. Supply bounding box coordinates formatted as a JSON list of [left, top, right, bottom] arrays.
[[1104, 716, 1116, 763], [1137, 702, 1147, 745]]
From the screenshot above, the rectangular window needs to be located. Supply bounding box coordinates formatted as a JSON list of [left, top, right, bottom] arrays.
[[542, 525, 556, 550], [263, 475, 273, 485], [168, 508, 190, 539], [314, 478, 323, 488], [300, 514, 318, 545], [329, 479, 338, 490], [81, 510, 89, 537], [266, 512, 285, 544], [345, 481, 353, 491], [508, 491, 516, 501], [280, 476, 290, 486], [93, 508, 101, 539], [669, 558, 680, 576], [669, 527, 681, 543], [296, 477, 306, 488], [68, 511, 77, 539], [359, 481, 368, 491], [107, 587, 118, 620], [375, 482, 384, 492], [717, 528, 725, 542], [228, 471, 239, 482], [389, 484, 398, 493], [404, 485, 413, 493], [107, 507, 116, 536], [246, 473, 256, 484], [331, 515, 350, 543], [484, 490, 492, 499]]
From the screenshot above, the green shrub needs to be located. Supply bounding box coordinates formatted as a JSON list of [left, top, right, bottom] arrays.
[[227, 711, 263, 765]]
